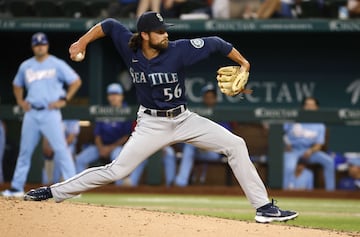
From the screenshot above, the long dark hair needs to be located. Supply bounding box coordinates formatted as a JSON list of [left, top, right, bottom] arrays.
[[128, 33, 142, 52]]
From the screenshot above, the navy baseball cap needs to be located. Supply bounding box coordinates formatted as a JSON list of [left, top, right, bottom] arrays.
[[31, 32, 49, 46], [107, 83, 123, 94], [137, 11, 173, 32]]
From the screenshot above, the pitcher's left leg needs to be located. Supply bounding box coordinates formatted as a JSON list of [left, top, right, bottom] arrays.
[[175, 112, 269, 209]]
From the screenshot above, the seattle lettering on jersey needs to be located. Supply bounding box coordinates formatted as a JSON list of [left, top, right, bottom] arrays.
[[129, 67, 179, 86], [129, 67, 147, 84], [148, 73, 178, 86], [25, 68, 56, 83]]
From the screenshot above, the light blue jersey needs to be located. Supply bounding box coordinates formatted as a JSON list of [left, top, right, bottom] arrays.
[[13, 55, 78, 108], [284, 123, 325, 149]]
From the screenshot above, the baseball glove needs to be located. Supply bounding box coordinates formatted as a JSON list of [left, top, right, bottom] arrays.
[[216, 66, 252, 96]]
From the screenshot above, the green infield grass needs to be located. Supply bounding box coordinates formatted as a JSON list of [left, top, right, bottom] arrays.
[[71, 193, 360, 233]]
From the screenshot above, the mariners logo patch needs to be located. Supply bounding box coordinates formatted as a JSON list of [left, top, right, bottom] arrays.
[[190, 38, 204, 49]]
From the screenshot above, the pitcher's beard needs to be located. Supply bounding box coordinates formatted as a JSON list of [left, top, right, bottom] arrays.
[[149, 39, 169, 52]]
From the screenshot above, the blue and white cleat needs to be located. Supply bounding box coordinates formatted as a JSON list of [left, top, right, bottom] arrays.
[[255, 199, 299, 223]]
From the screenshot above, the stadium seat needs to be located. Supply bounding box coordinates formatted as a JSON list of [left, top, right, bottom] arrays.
[[323, 0, 348, 18], [33, 0, 62, 17], [85, 0, 109, 18], [7, 0, 35, 17], [0, 0, 6, 14], [62, 0, 87, 18], [299, 1, 323, 18]]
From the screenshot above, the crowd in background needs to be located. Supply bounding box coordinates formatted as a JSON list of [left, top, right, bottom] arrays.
[[0, 0, 359, 19]]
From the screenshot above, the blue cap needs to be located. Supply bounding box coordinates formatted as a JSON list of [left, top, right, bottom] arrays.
[[201, 83, 216, 95], [107, 83, 123, 94], [137, 11, 173, 32], [31, 32, 49, 46]]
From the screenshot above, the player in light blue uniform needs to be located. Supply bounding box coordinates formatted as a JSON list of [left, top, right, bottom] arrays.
[[1, 32, 81, 197], [42, 120, 80, 184], [283, 97, 335, 191], [75, 83, 134, 185], [0, 120, 5, 183], [287, 159, 314, 190], [25, 12, 298, 223]]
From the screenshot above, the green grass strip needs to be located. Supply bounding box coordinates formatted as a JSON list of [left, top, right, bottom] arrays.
[[71, 193, 360, 232]]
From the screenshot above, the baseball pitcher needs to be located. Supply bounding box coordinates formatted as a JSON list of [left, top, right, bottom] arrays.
[[24, 12, 297, 223]]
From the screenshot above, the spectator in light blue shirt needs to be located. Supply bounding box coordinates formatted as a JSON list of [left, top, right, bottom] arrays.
[[283, 97, 335, 191]]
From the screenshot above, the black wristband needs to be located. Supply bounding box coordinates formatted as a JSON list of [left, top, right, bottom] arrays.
[[59, 96, 68, 102]]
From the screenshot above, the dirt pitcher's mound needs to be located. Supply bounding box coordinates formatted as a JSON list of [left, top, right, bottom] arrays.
[[0, 198, 353, 237]]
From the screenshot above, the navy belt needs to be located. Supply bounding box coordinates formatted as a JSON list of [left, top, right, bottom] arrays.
[[31, 105, 45, 111], [144, 105, 186, 118]]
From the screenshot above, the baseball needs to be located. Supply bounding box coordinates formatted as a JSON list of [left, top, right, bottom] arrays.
[[74, 52, 84, 61]]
